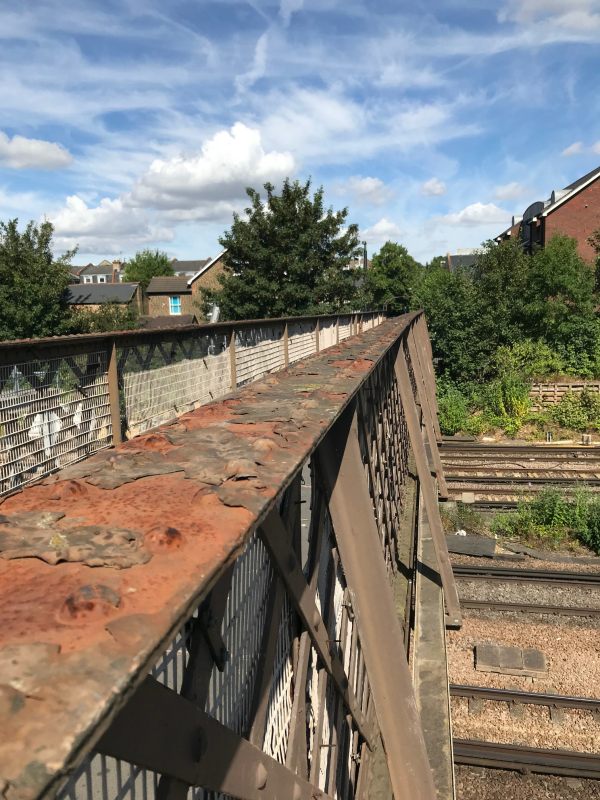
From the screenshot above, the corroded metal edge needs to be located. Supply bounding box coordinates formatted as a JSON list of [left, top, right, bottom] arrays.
[[0, 315, 418, 800]]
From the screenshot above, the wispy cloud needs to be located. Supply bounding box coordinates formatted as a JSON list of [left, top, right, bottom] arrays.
[[439, 202, 510, 227], [562, 141, 584, 156]]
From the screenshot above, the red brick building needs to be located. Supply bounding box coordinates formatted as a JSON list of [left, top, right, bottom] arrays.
[[144, 252, 227, 320], [496, 166, 600, 262]]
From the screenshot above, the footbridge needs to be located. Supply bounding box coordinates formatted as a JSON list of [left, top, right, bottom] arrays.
[[0, 312, 459, 800]]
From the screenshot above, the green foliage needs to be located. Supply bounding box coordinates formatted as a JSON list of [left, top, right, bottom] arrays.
[[0, 219, 74, 340], [364, 241, 421, 315], [440, 502, 487, 535], [70, 302, 139, 333], [436, 382, 470, 435], [550, 389, 600, 431], [123, 249, 173, 290], [491, 488, 600, 553], [203, 179, 361, 320], [494, 340, 565, 381]]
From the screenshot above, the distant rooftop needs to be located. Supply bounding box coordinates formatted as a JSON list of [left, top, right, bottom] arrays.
[[65, 283, 138, 305]]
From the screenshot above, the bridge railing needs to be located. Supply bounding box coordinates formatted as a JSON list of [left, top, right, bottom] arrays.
[[0, 313, 458, 800], [0, 312, 382, 497]]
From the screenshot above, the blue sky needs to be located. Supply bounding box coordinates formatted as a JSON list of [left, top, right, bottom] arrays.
[[1, 0, 600, 265]]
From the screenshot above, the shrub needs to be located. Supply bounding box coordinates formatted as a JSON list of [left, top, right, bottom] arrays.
[[550, 390, 600, 431], [437, 383, 470, 435], [494, 340, 565, 381], [491, 488, 600, 553]]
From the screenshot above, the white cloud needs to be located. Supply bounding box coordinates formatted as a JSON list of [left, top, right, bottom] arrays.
[[494, 181, 527, 200], [592, 141, 600, 154], [0, 130, 72, 169], [439, 202, 510, 227], [562, 141, 584, 156], [279, 0, 304, 26], [421, 177, 446, 196], [130, 123, 295, 217], [50, 195, 171, 254], [362, 217, 403, 244], [343, 176, 391, 205]]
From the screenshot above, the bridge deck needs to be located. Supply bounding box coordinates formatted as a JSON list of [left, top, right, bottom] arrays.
[[0, 317, 415, 800]]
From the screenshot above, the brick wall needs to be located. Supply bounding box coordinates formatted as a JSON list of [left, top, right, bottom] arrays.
[[544, 178, 600, 262], [190, 257, 226, 297], [147, 293, 195, 317]]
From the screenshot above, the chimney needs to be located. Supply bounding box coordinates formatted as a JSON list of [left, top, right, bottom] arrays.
[[112, 260, 121, 283]]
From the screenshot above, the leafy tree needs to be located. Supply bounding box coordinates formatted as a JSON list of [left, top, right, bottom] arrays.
[[0, 219, 73, 340], [123, 249, 173, 290], [411, 264, 490, 382], [70, 302, 139, 333], [202, 179, 361, 320], [524, 235, 597, 373], [426, 255, 447, 271], [365, 241, 421, 315]]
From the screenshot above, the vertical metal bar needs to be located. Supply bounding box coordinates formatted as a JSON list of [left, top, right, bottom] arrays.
[[107, 339, 122, 446], [283, 322, 289, 368], [229, 329, 237, 390], [336, 317, 340, 345], [406, 327, 449, 500], [315, 319, 320, 354], [395, 348, 462, 628], [317, 402, 437, 800]]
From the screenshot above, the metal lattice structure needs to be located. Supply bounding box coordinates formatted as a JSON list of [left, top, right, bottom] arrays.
[[0, 313, 382, 495], [0, 313, 458, 800]]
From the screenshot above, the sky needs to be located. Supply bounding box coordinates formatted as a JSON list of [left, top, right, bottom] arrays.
[[1, 0, 600, 266]]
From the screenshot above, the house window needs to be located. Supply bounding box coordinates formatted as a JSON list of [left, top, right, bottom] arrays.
[[169, 296, 182, 315], [98, 275, 107, 283], [83, 276, 93, 284]]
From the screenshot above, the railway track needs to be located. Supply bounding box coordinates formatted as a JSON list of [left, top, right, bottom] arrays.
[[453, 739, 600, 778], [450, 684, 600, 712], [460, 599, 600, 616], [453, 564, 600, 587]]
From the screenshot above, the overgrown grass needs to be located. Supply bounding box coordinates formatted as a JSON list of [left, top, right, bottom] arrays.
[[491, 488, 600, 553], [440, 502, 488, 536]]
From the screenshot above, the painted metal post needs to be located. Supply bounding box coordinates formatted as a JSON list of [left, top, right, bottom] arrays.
[[315, 318, 320, 354], [317, 402, 438, 800], [107, 339, 122, 446], [336, 316, 340, 345], [395, 348, 462, 628]]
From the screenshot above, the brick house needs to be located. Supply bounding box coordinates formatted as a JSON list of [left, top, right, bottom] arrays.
[[495, 166, 600, 261], [145, 252, 227, 320], [73, 260, 124, 284]]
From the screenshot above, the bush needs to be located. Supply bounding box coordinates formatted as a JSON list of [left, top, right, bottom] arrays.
[[437, 383, 470, 435], [494, 340, 565, 381], [550, 390, 600, 432], [491, 488, 600, 553]]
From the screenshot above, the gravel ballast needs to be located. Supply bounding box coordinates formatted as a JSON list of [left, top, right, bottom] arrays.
[[455, 765, 600, 799]]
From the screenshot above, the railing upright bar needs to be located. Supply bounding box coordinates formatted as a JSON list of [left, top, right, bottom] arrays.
[[107, 339, 123, 446]]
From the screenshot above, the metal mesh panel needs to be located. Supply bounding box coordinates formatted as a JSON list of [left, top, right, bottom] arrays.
[[261, 595, 294, 764], [288, 321, 316, 363], [205, 531, 273, 733], [235, 325, 285, 388], [0, 350, 112, 496], [119, 333, 230, 436]]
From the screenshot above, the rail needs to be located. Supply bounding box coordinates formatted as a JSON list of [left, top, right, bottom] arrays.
[[0, 311, 383, 496], [0, 313, 459, 800]]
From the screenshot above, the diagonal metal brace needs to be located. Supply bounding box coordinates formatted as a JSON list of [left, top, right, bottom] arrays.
[[259, 510, 375, 749]]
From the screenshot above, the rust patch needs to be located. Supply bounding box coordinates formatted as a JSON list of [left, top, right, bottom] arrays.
[[58, 585, 121, 624], [145, 526, 185, 553]]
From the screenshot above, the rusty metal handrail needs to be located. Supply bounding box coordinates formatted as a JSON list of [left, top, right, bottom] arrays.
[[0, 313, 456, 800]]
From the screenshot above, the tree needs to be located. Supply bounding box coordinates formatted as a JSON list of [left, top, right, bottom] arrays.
[[0, 219, 73, 340], [202, 179, 361, 320], [365, 241, 421, 315], [70, 302, 139, 333], [122, 249, 173, 290]]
